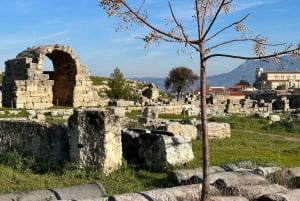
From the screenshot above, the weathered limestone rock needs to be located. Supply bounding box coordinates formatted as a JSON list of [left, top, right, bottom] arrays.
[[210, 197, 249, 201], [269, 114, 281, 122], [253, 166, 282, 177], [142, 83, 159, 101], [214, 171, 287, 200], [109, 184, 220, 201], [279, 167, 300, 188], [0, 182, 106, 201], [68, 109, 122, 174], [221, 184, 287, 200], [200, 122, 231, 139], [142, 106, 159, 119], [0, 120, 69, 164], [156, 121, 198, 140], [121, 129, 194, 168], [182, 106, 200, 116], [108, 99, 135, 107], [169, 162, 259, 185], [2, 44, 99, 109], [110, 107, 126, 118], [255, 189, 300, 201], [160, 134, 194, 166], [170, 165, 241, 185], [214, 171, 269, 187]]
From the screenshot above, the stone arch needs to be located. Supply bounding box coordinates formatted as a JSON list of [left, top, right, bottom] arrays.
[[2, 44, 98, 109]]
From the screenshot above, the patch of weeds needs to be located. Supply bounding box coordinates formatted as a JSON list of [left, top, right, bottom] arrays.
[[0, 108, 29, 118]]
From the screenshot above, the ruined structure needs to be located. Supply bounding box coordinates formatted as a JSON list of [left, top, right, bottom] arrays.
[[2, 44, 99, 109], [0, 109, 122, 174]]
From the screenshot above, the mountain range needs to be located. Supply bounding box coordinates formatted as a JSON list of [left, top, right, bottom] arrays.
[[131, 55, 300, 90]]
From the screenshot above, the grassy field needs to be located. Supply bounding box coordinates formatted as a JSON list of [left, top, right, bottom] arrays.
[[0, 115, 300, 195]]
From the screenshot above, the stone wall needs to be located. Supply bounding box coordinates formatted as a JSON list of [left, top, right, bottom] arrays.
[[0, 120, 69, 163], [0, 109, 122, 174]]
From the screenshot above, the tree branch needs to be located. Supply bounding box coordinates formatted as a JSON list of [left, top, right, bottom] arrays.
[[205, 47, 300, 61], [202, 0, 233, 40], [137, 0, 146, 14], [205, 14, 249, 42], [121, 1, 186, 43], [206, 37, 288, 52], [167, 1, 198, 50]]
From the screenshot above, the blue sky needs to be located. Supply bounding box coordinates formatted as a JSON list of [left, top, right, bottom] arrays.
[[0, 0, 299, 78]]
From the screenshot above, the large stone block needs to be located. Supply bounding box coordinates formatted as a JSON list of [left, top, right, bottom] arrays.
[[68, 109, 122, 174], [122, 129, 194, 168], [199, 122, 231, 139], [157, 121, 198, 140], [142, 106, 159, 119]]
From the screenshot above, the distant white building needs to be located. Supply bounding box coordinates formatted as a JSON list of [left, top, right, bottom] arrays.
[[254, 67, 300, 90]]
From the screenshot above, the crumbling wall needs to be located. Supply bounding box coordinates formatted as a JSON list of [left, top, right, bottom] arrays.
[[0, 120, 69, 163], [0, 109, 122, 173]]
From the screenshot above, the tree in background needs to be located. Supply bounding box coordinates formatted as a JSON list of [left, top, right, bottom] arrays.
[[107, 67, 129, 99], [165, 66, 198, 100], [100, 1, 300, 200]]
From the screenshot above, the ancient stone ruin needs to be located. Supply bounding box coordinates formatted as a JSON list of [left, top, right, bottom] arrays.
[[0, 108, 122, 175], [2, 44, 99, 109]]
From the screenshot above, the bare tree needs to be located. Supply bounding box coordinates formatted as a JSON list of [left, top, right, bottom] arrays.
[[99, 0, 300, 200]]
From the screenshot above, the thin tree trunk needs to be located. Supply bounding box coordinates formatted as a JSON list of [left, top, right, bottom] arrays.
[[200, 53, 209, 201]]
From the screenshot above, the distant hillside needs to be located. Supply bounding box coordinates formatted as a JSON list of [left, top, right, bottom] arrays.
[[207, 55, 300, 87], [132, 55, 300, 89]]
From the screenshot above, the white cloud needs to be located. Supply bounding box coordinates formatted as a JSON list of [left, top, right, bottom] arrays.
[[234, 0, 282, 12]]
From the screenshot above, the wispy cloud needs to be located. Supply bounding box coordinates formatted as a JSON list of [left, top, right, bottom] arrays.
[[234, 0, 282, 12], [0, 31, 70, 48]]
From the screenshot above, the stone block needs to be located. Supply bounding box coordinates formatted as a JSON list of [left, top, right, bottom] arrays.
[[279, 167, 300, 188], [206, 122, 231, 139], [109, 184, 220, 201], [122, 129, 194, 168], [68, 109, 122, 175], [110, 107, 126, 118], [157, 121, 198, 140], [142, 106, 159, 119], [254, 188, 300, 201]]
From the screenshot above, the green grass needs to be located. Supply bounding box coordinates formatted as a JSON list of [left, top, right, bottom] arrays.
[[177, 129, 300, 170], [158, 113, 199, 120], [0, 108, 29, 118], [125, 109, 142, 120], [90, 76, 109, 85], [1, 115, 300, 195]]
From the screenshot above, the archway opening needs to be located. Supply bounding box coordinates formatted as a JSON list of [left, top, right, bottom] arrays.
[[45, 50, 77, 107]]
